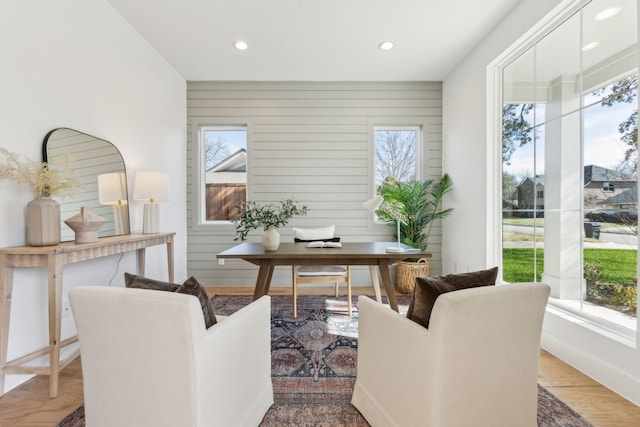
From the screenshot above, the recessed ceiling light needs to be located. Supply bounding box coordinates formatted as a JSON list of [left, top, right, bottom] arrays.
[[594, 7, 621, 21], [581, 41, 600, 52], [378, 41, 394, 51], [234, 41, 248, 50]]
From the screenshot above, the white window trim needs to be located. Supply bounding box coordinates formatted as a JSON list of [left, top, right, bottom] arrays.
[[373, 125, 424, 184], [367, 118, 430, 228], [487, 0, 637, 337], [191, 122, 248, 230]]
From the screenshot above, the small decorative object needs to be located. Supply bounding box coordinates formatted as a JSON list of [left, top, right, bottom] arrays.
[[64, 207, 106, 243], [133, 171, 169, 234], [0, 147, 82, 246], [26, 197, 61, 246], [262, 226, 281, 251], [234, 198, 309, 251]]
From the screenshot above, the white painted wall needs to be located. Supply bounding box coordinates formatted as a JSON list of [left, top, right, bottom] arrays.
[[0, 0, 186, 393], [443, 0, 640, 406]]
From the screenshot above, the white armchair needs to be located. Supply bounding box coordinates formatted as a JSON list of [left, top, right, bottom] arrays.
[[352, 282, 550, 427], [69, 286, 273, 427]]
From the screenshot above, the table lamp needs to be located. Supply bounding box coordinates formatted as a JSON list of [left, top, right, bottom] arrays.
[[133, 171, 169, 234], [98, 172, 130, 235], [362, 195, 406, 253]]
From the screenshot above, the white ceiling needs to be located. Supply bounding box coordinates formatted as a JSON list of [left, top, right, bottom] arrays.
[[105, 0, 522, 81]]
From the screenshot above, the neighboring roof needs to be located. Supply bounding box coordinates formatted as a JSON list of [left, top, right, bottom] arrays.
[[518, 175, 544, 186], [584, 165, 628, 185], [208, 149, 247, 173], [599, 187, 638, 205]]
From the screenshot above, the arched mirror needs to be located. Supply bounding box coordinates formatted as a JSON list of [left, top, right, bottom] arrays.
[[43, 128, 130, 241]]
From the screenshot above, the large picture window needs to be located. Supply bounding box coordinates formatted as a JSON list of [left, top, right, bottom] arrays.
[[500, 0, 638, 329], [199, 126, 247, 222]]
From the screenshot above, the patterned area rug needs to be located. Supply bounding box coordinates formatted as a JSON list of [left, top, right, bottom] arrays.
[[58, 294, 592, 427]]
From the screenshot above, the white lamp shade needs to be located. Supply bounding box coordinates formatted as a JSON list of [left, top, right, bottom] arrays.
[[98, 173, 128, 205], [133, 171, 169, 202], [362, 195, 383, 211]]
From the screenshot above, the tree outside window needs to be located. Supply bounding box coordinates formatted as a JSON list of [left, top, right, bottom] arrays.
[[374, 127, 421, 188]]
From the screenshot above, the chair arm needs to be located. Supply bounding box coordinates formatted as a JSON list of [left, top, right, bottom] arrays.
[[357, 295, 431, 384], [354, 296, 435, 426], [194, 296, 273, 426]]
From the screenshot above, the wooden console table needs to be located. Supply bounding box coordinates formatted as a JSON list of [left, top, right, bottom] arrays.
[[0, 232, 175, 398]]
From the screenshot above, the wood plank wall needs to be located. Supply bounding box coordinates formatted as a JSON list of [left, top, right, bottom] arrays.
[[186, 81, 443, 287]]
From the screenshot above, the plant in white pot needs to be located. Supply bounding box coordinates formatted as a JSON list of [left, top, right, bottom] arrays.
[[0, 147, 82, 246], [234, 198, 309, 250]]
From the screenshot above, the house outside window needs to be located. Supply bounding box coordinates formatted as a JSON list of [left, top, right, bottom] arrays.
[[501, 0, 638, 331], [374, 126, 422, 188], [199, 126, 247, 222]]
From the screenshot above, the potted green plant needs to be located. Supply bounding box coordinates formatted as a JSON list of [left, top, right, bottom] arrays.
[[234, 198, 309, 250], [377, 174, 454, 292]]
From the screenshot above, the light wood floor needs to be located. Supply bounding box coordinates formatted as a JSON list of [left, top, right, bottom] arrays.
[[1, 286, 639, 427]]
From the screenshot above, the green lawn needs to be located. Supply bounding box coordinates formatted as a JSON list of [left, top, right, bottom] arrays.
[[503, 248, 637, 285]]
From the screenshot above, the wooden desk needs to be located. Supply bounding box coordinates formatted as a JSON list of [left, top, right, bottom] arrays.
[[0, 232, 175, 398], [217, 242, 431, 312]]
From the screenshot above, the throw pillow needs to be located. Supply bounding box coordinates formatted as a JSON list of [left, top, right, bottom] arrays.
[[124, 273, 216, 328], [406, 266, 499, 329], [292, 225, 335, 241], [439, 266, 499, 290], [294, 237, 341, 243], [406, 276, 456, 329], [175, 276, 217, 328], [124, 272, 179, 292]]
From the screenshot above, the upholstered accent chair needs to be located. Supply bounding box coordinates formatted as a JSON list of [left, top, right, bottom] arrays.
[[70, 286, 273, 427], [291, 225, 352, 317], [352, 282, 550, 427]]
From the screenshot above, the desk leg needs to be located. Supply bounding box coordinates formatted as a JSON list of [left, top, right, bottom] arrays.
[[47, 254, 64, 398], [0, 257, 13, 397], [137, 247, 146, 277], [166, 237, 174, 282], [253, 261, 274, 300], [368, 265, 382, 303], [378, 260, 399, 312]]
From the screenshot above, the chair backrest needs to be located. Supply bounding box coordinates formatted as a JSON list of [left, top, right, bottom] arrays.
[[70, 286, 206, 427], [292, 225, 335, 241], [424, 283, 550, 427]]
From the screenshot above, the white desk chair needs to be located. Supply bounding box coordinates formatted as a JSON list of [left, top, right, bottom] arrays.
[[291, 225, 352, 317]]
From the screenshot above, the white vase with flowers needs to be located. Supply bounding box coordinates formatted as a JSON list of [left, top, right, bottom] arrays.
[[0, 147, 82, 246]]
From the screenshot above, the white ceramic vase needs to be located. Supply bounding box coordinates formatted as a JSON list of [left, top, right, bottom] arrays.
[[26, 197, 61, 246], [262, 226, 280, 251]]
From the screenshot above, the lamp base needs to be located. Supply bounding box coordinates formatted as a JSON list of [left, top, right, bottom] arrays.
[[142, 202, 160, 234], [385, 246, 405, 253], [112, 203, 130, 235]]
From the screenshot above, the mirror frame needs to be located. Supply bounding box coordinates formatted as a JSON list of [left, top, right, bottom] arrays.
[[43, 128, 130, 241]]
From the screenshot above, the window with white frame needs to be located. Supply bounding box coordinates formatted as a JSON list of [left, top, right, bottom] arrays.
[[373, 126, 422, 189], [500, 0, 637, 329], [199, 125, 247, 222]]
